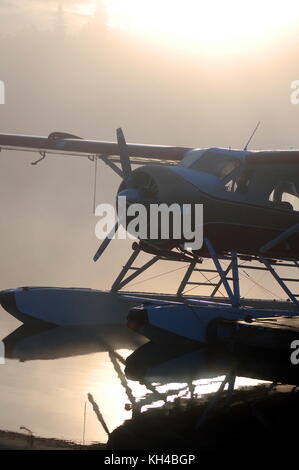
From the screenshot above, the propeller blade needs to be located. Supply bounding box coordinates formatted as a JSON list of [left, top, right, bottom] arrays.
[[93, 129, 132, 261], [117, 128, 133, 187], [93, 221, 119, 262]]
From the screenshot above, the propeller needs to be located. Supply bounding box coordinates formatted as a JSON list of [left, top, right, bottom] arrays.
[[93, 220, 119, 262], [117, 127, 133, 187], [93, 128, 134, 262]]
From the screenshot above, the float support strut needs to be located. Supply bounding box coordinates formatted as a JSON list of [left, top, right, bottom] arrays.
[[111, 245, 160, 292], [205, 238, 236, 305]]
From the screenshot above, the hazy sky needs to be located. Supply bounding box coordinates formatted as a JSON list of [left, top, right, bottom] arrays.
[[0, 0, 97, 34], [0, 1, 298, 299]]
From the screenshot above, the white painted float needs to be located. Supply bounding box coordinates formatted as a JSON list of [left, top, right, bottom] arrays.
[[0, 287, 139, 326]]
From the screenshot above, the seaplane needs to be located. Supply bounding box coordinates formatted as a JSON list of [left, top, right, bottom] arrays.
[[1, 127, 299, 346]]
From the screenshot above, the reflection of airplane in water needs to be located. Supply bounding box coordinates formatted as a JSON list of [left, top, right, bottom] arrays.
[[1, 322, 190, 420], [3, 318, 299, 450], [4, 320, 298, 395], [125, 342, 299, 387], [3, 323, 145, 361], [121, 343, 299, 453]]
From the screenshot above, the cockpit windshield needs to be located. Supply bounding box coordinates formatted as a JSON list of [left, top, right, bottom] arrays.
[[191, 151, 240, 179]]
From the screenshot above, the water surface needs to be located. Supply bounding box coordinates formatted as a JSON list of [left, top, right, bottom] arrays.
[[0, 307, 271, 445]]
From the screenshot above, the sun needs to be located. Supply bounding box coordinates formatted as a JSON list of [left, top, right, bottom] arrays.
[[104, 0, 299, 54]]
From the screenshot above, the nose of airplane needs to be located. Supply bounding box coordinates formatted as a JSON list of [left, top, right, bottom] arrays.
[[118, 165, 198, 204]]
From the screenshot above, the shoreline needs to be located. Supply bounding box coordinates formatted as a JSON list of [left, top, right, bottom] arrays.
[[1, 384, 297, 450], [0, 429, 105, 450]]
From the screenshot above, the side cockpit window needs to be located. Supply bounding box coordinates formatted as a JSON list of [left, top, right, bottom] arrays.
[[224, 168, 254, 194], [269, 181, 299, 211]]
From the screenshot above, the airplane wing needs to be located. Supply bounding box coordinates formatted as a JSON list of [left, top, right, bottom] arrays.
[[0, 131, 192, 165], [246, 150, 299, 164]]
